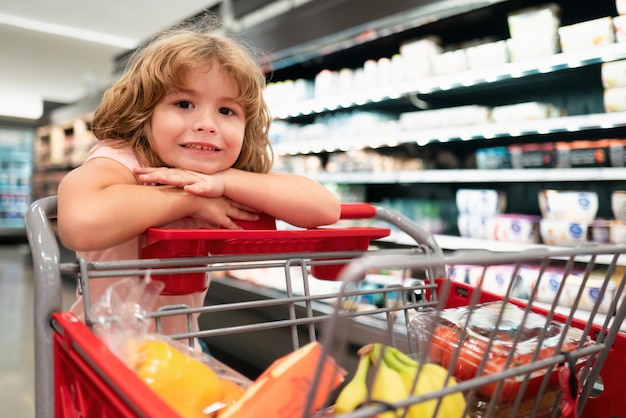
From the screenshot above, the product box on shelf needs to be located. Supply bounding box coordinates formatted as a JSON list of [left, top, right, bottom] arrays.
[[616, 14, 626, 43], [539, 218, 590, 247], [590, 219, 612, 244], [490, 102, 560, 123], [610, 219, 626, 244], [538, 189, 599, 222], [507, 3, 561, 40], [605, 86, 626, 112], [399, 36, 442, 79], [612, 190, 626, 221], [506, 3, 561, 62], [520, 266, 618, 313], [487, 214, 541, 244], [475, 147, 512, 169], [558, 16, 615, 53], [509, 143, 556, 169], [506, 36, 561, 62], [601, 59, 626, 88], [447, 264, 529, 298], [457, 214, 491, 240], [465, 40, 509, 70], [399, 105, 490, 130], [610, 139, 626, 166], [556, 139, 616, 168], [455, 189, 506, 216], [431, 49, 468, 76]]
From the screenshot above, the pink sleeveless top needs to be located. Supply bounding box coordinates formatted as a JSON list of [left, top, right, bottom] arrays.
[[69, 142, 208, 337]]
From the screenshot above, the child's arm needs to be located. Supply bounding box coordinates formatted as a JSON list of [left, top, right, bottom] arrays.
[[57, 158, 259, 251], [134, 167, 341, 228]]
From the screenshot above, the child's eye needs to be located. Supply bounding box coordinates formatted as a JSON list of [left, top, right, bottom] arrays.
[[219, 107, 235, 116], [176, 100, 193, 109]]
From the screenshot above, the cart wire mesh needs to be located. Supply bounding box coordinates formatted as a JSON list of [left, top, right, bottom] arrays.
[[26, 195, 626, 418]]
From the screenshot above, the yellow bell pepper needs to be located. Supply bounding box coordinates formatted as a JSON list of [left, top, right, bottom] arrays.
[[133, 339, 223, 418]]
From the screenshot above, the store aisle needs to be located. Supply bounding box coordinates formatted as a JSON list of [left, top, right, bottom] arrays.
[[0, 243, 75, 418]]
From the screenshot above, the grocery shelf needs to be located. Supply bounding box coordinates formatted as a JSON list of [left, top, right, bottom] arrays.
[[386, 232, 626, 267], [260, 0, 507, 73], [405, 41, 626, 95], [270, 42, 626, 119], [302, 167, 626, 185], [273, 111, 626, 156]]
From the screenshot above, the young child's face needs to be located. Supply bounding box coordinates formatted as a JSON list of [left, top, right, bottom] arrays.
[[150, 64, 246, 174]]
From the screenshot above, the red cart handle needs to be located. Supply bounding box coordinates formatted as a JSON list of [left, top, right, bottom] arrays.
[[340, 203, 378, 220]]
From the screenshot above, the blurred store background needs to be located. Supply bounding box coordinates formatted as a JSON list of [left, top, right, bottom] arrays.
[[4, 0, 626, 248], [6, 1, 626, 416]]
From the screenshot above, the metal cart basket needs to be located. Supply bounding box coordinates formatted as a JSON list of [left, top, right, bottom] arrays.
[[26, 196, 626, 418]]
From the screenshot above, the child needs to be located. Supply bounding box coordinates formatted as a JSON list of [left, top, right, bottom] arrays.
[[56, 19, 341, 336]]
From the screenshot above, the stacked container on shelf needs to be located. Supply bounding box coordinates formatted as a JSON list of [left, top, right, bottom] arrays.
[[538, 189, 599, 246], [456, 188, 540, 245], [451, 187, 625, 316], [609, 190, 626, 243]]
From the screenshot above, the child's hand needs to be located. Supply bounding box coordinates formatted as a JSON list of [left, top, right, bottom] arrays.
[[134, 167, 225, 197], [192, 196, 259, 229]]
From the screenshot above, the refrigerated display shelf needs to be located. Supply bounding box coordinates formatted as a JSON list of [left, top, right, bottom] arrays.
[[271, 42, 626, 120], [303, 167, 626, 185], [273, 111, 626, 156]]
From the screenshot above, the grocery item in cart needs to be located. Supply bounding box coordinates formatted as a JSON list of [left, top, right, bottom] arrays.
[[219, 341, 345, 418], [408, 302, 594, 405], [334, 342, 467, 418], [130, 337, 226, 417], [89, 275, 250, 417]]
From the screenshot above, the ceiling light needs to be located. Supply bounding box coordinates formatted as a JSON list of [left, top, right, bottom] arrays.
[[0, 13, 137, 49]]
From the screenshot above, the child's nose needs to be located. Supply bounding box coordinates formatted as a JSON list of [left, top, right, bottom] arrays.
[[193, 112, 217, 132]]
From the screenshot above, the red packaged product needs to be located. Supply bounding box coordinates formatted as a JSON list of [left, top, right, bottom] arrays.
[[409, 302, 594, 406]]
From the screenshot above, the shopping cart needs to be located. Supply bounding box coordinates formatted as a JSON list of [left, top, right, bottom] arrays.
[[26, 195, 442, 418], [26, 195, 626, 417]]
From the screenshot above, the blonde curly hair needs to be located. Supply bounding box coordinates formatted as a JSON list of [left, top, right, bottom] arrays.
[[91, 20, 273, 173]]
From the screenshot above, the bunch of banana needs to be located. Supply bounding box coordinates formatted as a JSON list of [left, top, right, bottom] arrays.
[[334, 343, 467, 418]]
